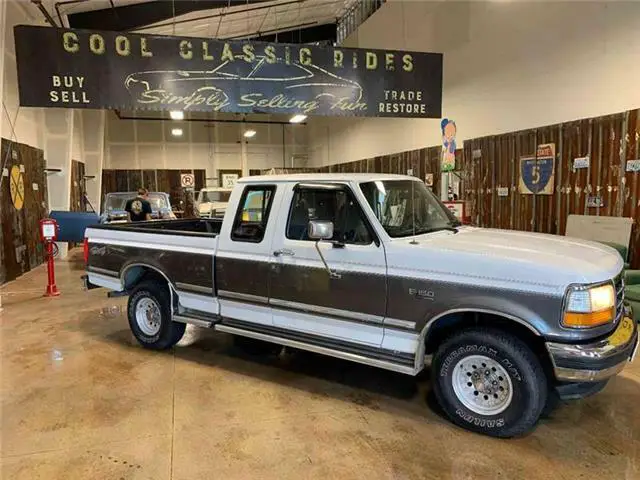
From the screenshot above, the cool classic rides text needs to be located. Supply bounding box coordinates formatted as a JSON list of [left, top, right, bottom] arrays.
[[61, 31, 414, 72]]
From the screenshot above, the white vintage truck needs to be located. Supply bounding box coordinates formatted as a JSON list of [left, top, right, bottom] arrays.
[[83, 174, 638, 438]]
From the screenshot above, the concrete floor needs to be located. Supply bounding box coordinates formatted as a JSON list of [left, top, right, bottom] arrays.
[[1, 253, 639, 480]]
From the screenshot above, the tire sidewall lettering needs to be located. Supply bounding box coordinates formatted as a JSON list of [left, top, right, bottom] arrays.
[[440, 342, 521, 430]]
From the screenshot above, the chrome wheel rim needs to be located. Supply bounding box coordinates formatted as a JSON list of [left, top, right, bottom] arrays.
[[135, 297, 162, 336], [452, 355, 514, 416]]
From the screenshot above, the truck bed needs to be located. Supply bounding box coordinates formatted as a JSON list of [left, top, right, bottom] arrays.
[[85, 218, 220, 317], [91, 218, 222, 236]]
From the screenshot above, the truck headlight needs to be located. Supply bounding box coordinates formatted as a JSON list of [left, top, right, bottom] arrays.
[[563, 283, 615, 328]]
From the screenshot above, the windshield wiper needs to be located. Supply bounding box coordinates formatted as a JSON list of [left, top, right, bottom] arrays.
[[390, 225, 459, 237], [416, 225, 459, 235]]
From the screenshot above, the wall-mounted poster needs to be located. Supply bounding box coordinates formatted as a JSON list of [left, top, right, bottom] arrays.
[[626, 159, 640, 172], [440, 118, 456, 172], [519, 143, 556, 195], [425, 173, 434, 186]]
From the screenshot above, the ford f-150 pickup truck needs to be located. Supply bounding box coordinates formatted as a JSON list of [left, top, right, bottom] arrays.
[[84, 174, 638, 438]]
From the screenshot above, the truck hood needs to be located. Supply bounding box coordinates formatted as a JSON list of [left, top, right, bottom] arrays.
[[388, 227, 623, 290]]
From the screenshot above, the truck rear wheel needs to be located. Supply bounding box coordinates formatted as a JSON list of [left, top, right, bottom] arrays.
[[127, 280, 185, 350], [432, 328, 547, 438]]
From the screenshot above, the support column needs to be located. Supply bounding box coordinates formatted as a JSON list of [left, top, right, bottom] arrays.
[[44, 109, 74, 258], [239, 124, 248, 177], [81, 110, 105, 212]]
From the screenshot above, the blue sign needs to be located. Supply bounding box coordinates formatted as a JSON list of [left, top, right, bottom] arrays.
[[520, 157, 554, 194], [519, 144, 556, 195]]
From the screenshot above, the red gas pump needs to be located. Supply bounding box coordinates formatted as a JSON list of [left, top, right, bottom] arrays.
[[40, 218, 60, 297]]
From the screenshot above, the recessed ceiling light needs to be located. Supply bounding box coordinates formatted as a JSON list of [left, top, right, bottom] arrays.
[[171, 128, 183, 136], [289, 114, 307, 123], [244, 129, 256, 138], [169, 110, 184, 120]]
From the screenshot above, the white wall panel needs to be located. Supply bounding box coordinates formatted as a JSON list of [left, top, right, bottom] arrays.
[[311, 0, 640, 166]]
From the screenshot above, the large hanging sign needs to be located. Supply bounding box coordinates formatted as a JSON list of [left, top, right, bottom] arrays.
[[13, 26, 443, 119], [519, 143, 556, 195]]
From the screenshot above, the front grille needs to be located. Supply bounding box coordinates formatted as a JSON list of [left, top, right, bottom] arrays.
[[614, 272, 625, 320]]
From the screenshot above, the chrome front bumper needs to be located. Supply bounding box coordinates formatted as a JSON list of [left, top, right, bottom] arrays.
[[546, 315, 639, 382]]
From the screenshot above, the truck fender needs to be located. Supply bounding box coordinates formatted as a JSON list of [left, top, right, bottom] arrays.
[[120, 262, 178, 315], [414, 302, 545, 371]]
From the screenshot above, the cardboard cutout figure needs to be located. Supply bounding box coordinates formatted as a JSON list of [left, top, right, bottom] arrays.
[[441, 118, 456, 172]]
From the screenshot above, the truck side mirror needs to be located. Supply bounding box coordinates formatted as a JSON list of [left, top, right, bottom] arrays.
[[308, 220, 334, 240], [308, 221, 341, 279]]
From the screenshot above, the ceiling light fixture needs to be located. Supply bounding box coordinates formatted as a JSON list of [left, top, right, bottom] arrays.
[[244, 129, 256, 138], [169, 110, 184, 120], [171, 128, 183, 136], [289, 114, 307, 123]]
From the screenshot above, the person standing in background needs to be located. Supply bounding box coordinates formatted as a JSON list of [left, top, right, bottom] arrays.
[[125, 188, 152, 222], [182, 190, 200, 219]]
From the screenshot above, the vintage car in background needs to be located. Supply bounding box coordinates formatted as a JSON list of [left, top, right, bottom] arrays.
[[195, 187, 232, 218], [101, 192, 176, 224]]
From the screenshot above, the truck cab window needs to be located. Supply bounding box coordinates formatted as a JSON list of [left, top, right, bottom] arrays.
[[231, 185, 276, 243], [286, 187, 372, 245]]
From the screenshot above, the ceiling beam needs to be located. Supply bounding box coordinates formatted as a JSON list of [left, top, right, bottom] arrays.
[[67, 0, 271, 31]]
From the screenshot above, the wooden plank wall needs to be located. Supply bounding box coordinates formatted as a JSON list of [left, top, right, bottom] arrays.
[[0, 138, 48, 285], [69, 160, 86, 212], [317, 146, 452, 197], [101, 169, 205, 210], [461, 108, 640, 268]]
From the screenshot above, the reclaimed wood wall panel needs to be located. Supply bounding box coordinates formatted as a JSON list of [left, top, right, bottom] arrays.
[[142, 169, 156, 191], [1, 140, 27, 282], [21, 145, 48, 269], [114, 169, 128, 192], [623, 110, 640, 267], [0, 138, 48, 285], [194, 170, 205, 191], [69, 160, 85, 212], [460, 108, 639, 268], [128, 169, 142, 192]]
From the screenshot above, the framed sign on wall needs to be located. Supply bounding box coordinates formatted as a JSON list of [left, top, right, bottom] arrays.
[[218, 169, 242, 189], [519, 143, 556, 195]]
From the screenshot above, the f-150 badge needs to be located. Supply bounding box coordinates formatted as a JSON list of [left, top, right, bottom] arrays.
[[409, 288, 434, 300]]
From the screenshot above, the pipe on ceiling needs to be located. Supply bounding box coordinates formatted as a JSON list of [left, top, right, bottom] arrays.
[[130, 0, 304, 33], [114, 111, 306, 126], [54, 0, 87, 27], [31, 0, 59, 27]]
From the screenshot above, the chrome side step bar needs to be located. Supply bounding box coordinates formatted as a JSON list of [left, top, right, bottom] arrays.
[[173, 315, 214, 328], [214, 324, 417, 375]]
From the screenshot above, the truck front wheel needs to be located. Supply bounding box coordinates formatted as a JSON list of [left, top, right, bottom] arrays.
[[432, 328, 547, 438], [127, 280, 185, 350]]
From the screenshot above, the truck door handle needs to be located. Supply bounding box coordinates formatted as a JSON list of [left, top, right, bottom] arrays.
[[273, 249, 295, 257]]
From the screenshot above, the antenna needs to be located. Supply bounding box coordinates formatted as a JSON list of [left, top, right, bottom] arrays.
[[410, 179, 418, 245]]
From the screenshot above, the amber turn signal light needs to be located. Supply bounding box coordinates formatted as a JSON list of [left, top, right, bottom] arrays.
[[563, 307, 614, 328]]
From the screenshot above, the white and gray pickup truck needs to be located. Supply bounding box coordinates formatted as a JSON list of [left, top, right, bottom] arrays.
[[83, 174, 638, 438]]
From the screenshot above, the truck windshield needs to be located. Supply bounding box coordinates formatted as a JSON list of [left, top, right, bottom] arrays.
[[198, 191, 231, 203], [360, 180, 460, 238]]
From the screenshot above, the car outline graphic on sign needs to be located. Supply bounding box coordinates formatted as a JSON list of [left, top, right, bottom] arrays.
[[124, 56, 364, 112]]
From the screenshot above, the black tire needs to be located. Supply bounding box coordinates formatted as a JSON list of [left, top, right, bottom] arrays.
[[127, 280, 185, 350], [432, 328, 547, 438], [233, 335, 281, 356]]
